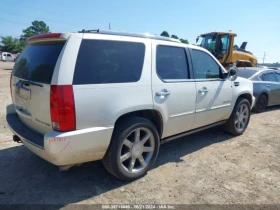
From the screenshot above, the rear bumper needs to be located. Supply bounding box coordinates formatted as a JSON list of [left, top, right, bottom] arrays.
[[6, 104, 114, 166]]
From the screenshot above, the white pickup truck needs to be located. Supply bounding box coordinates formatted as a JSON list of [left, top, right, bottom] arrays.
[[0, 52, 16, 62]]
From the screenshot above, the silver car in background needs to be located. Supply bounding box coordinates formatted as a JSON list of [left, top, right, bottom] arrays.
[[238, 67, 280, 112]]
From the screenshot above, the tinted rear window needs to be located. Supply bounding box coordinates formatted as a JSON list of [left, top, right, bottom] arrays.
[[13, 42, 65, 84], [73, 40, 145, 84], [156, 45, 189, 80], [238, 70, 258, 79]]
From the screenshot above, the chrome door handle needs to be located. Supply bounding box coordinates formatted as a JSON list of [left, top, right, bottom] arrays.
[[156, 89, 171, 97], [267, 84, 271, 87]]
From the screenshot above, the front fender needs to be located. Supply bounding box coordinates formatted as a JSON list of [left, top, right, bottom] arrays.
[[232, 77, 254, 110]]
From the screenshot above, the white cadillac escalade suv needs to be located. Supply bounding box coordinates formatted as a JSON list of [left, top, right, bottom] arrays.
[[6, 30, 255, 180]]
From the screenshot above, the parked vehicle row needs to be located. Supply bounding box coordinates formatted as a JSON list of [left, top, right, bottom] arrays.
[[5, 30, 260, 181]]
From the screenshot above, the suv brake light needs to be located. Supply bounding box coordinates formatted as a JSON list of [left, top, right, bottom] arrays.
[[27, 33, 64, 44], [10, 73, 13, 102], [28, 33, 62, 41], [50, 85, 76, 132]]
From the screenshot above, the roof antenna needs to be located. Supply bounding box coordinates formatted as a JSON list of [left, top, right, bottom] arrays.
[[214, 25, 218, 32], [109, 23, 111, 30]]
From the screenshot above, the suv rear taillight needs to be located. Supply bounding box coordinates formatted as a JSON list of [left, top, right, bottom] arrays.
[[50, 85, 76, 132], [10, 73, 13, 102]]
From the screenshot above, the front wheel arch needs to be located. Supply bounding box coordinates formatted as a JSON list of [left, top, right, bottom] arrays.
[[236, 93, 252, 107]]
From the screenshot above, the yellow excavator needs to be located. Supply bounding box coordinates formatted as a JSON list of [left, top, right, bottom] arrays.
[[196, 31, 258, 69]]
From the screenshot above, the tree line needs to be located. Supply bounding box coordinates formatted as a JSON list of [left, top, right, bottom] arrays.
[[0, 22, 189, 53], [160, 31, 189, 44], [0, 20, 50, 53], [261, 62, 280, 67]]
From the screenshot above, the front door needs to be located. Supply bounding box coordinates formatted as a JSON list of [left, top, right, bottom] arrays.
[[190, 49, 233, 129], [152, 41, 196, 138]]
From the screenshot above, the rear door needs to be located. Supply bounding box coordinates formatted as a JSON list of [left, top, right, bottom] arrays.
[[274, 72, 280, 104], [190, 48, 232, 129], [152, 41, 196, 138], [260, 72, 279, 105], [11, 40, 66, 134]]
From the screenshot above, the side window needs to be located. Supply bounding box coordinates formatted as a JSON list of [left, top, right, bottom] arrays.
[[73, 40, 145, 84], [192, 49, 221, 79], [156, 45, 189, 80], [7, 54, 11, 57], [220, 35, 229, 54], [275, 73, 280, 82], [261, 73, 277, 82]]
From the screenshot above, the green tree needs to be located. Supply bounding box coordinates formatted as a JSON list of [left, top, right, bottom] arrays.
[[180, 38, 189, 44], [0, 36, 21, 53], [160, 31, 170, 37], [0, 21, 51, 53], [21, 20, 50, 39], [171, 35, 179, 39]]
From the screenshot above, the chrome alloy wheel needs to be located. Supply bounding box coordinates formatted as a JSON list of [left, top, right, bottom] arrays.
[[119, 128, 155, 173], [235, 103, 249, 132]]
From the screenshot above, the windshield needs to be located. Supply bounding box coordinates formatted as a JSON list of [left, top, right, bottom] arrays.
[[200, 34, 230, 56]]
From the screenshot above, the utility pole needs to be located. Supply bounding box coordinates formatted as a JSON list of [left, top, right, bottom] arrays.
[[263, 52, 266, 64]]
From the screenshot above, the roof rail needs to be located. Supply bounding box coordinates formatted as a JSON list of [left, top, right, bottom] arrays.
[[78, 29, 181, 43]]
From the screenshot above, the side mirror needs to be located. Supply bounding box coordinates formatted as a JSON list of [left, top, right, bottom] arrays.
[[227, 67, 238, 81], [196, 37, 199, 43]]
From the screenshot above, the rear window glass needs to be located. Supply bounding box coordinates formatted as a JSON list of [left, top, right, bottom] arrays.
[[73, 40, 145, 84], [13, 42, 65, 84], [156, 45, 189, 80], [238, 70, 258, 79]]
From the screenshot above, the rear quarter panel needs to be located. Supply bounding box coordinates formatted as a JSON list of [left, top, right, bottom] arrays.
[[72, 35, 153, 129]]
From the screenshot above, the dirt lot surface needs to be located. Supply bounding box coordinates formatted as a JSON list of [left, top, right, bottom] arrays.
[[0, 61, 279, 206]]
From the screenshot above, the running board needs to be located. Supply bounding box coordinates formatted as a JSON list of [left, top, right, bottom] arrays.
[[161, 120, 226, 144]]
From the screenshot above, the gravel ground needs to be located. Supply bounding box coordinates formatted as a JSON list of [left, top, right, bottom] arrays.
[[0, 61, 279, 206]]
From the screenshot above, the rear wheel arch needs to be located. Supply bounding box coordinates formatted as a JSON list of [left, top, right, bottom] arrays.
[[253, 92, 269, 113], [260, 92, 269, 101], [113, 110, 163, 138], [254, 91, 269, 106], [103, 116, 160, 180]]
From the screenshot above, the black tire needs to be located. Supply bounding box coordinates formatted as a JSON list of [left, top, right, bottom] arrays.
[[224, 98, 251, 136], [252, 94, 268, 113], [102, 117, 160, 181]]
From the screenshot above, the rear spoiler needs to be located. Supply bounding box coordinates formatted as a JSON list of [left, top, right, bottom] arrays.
[[27, 33, 67, 44]]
